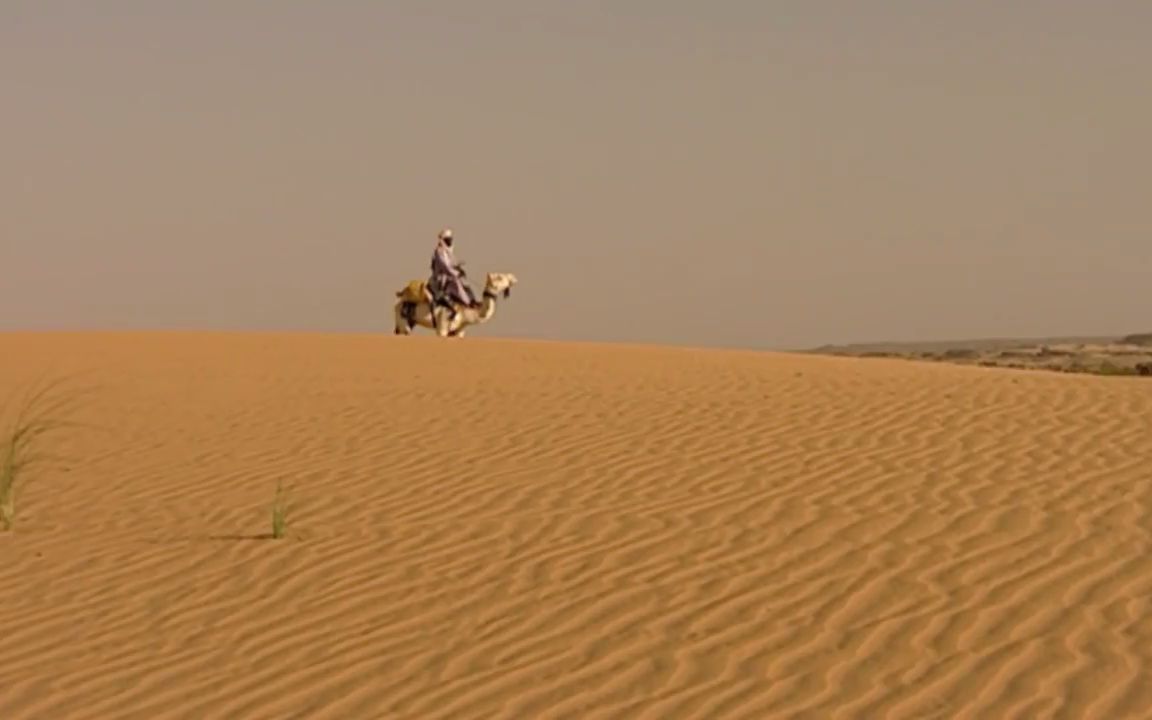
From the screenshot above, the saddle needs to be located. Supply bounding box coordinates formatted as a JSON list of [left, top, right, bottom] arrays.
[[398, 274, 478, 319]]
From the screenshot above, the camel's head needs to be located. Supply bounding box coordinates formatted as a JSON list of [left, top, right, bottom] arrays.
[[485, 272, 518, 299]]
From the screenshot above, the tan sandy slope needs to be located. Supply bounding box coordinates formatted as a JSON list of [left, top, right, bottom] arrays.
[[1, 332, 1150, 719]]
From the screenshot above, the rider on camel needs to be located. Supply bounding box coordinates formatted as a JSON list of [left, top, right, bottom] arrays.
[[430, 228, 480, 314]]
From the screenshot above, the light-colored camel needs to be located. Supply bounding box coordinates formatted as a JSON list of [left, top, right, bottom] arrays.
[[394, 272, 518, 337]]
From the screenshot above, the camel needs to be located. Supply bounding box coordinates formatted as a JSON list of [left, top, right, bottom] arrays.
[[394, 272, 517, 337]]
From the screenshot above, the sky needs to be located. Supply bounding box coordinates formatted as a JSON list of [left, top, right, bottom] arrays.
[[2, 1, 1149, 350]]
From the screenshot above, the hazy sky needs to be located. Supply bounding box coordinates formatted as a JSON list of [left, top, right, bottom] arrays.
[[3, 2, 1149, 349]]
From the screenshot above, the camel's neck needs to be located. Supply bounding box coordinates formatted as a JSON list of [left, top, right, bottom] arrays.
[[477, 292, 498, 321]]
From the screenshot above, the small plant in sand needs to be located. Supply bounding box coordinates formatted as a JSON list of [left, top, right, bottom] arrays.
[[0, 378, 82, 532], [270, 479, 290, 539]]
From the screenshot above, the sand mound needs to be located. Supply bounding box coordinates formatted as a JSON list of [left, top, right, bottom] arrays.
[[1, 332, 1150, 719]]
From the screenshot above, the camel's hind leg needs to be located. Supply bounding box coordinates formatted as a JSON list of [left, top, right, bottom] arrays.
[[393, 302, 412, 335], [423, 288, 439, 332]]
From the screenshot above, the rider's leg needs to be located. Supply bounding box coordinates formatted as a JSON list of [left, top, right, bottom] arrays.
[[429, 276, 456, 322], [461, 282, 480, 308], [447, 278, 471, 316]]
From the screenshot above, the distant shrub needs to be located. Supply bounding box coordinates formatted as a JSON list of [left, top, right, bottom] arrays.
[[1094, 362, 1136, 377], [1122, 333, 1152, 346], [943, 349, 978, 360]]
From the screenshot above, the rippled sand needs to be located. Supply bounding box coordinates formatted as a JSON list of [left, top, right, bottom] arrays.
[[1, 332, 1150, 719]]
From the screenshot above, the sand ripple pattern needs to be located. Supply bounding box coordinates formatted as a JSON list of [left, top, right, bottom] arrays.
[[1, 332, 1151, 719]]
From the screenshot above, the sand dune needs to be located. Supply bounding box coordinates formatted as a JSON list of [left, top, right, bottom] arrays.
[[1, 331, 1151, 719]]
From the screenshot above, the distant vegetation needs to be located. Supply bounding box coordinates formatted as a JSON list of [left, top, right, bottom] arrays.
[[805, 333, 1152, 379]]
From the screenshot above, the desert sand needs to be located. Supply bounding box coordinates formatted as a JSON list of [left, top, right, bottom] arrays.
[[1, 331, 1150, 719]]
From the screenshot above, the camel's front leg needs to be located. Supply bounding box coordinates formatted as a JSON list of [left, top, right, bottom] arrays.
[[433, 307, 452, 337]]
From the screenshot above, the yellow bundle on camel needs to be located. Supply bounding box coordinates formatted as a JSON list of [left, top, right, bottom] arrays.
[[395, 280, 432, 305]]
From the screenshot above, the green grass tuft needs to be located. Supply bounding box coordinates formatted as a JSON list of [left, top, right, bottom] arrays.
[[271, 480, 290, 539], [0, 377, 86, 531]]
